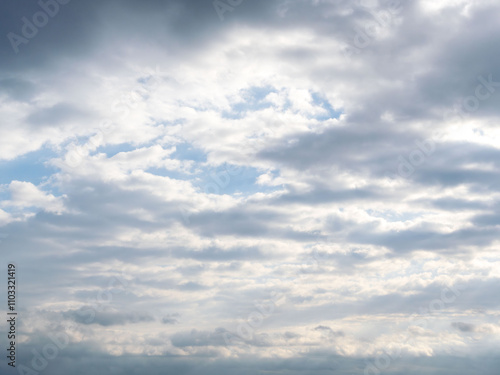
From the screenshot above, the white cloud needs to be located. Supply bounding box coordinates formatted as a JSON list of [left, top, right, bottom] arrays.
[[2, 181, 66, 214]]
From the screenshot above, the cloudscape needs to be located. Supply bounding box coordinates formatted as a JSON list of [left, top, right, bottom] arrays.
[[0, 0, 499, 374]]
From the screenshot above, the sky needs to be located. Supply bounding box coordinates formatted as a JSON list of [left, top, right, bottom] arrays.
[[0, 0, 499, 374]]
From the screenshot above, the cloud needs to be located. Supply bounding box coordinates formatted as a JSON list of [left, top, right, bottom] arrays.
[[0, 0, 499, 374], [162, 313, 180, 324], [64, 307, 155, 326], [1, 180, 66, 214], [451, 322, 476, 332]]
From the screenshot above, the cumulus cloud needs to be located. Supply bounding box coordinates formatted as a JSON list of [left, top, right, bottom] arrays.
[[1, 180, 66, 214]]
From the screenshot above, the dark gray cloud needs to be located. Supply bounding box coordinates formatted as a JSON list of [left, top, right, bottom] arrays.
[[162, 313, 180, 324], [25, 102, 92, 127], [0, 77, 38, 102], [451, 322, 476, 332], [64, 308, 155, 326]]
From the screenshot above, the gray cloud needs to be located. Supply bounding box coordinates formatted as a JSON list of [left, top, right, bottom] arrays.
[[451, 322, 476, 332], [64, 308, 155, 326]]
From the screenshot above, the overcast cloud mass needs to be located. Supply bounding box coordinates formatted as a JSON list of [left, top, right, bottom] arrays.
[[0, 0, 499, 374]]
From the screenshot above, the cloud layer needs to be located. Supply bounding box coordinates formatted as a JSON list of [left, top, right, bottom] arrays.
[[0, 0, 499, 374]]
